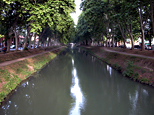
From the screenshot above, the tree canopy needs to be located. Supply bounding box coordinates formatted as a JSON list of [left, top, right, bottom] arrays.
[[74, 0, 154, 51], [0, 0, 76, 51]]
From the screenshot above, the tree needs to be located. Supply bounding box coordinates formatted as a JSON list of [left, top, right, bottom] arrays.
[[0, 0, 75, 51]]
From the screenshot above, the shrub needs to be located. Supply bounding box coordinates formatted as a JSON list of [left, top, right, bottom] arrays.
[[122, 60, 134, 77], [0, 92, 6, 102], [113, 63, 121, 71], [133, 72, 139, 81], [140, 78, 150, 83]]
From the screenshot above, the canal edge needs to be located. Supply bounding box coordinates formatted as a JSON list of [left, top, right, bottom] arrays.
[[0, 46, 67, 107], [79, 46, 154, 88]]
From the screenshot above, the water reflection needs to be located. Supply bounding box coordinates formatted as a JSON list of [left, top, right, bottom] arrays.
[[129, 90, 139, 112], [91, 56, 96, 62], [21, 81, 29, 87], [69, 59, 86, 115], [107, 65, 112, 76], [78, 48, 80, 53]]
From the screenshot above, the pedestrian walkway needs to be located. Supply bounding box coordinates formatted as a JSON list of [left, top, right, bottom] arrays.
[[104, 48, 154, 60], [0, 46, 64, 67]]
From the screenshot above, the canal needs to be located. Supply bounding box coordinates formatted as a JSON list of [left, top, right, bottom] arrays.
[[0, 48, 154, 115]]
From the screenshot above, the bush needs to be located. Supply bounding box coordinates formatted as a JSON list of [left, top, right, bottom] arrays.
[[122, 60, 134, 77], [113, 63, 121, 71], [133, 72, 139, 81], [140, 78, 150, 83]]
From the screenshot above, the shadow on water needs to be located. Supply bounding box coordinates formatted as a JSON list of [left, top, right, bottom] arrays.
[[0, 46, 154, 115]]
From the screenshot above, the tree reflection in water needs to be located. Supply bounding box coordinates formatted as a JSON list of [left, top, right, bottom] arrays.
[[69, 59, 86, 115]]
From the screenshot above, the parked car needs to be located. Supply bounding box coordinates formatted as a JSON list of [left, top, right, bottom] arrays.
[[10, 45, 16, 49], [145, 43, 152, 50], [134, 45, 141, 49], [2, 46, 7, 53], [119, 45, 124, 48]]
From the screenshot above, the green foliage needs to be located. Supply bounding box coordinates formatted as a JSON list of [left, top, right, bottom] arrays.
[[133, 72, 139, 81], [140, 78, 150, 83], [74, 0, 152, 49], [16, 68, 22, 74], [0, 91, 6, 102], [122, 60, 134, 77], [0, 34, 4, 38], [4, 73, 10, 81], [113, 63, 121, 71], [0, 0, 75, 49]]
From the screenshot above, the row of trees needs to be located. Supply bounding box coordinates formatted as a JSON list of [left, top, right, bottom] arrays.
[[0, 0, 76, 51], [74, 0, 154, 51]]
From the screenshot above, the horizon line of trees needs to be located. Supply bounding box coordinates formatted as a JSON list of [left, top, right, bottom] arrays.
[[0, 0, 76, 52], [74, 0, 154, 51]]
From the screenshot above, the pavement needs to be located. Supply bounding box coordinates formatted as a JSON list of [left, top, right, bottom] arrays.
[[104, 48, 154, 60], [0, 46, 65, 67]]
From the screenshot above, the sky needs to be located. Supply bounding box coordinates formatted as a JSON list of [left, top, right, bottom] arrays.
[[71, 0, 82, 25]]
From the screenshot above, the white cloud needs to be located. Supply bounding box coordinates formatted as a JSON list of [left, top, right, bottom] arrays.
[[71, 0, 82, 25]]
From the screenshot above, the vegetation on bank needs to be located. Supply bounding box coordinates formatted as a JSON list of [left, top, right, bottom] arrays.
[[0, 47, 65, 105], [81, 46, 154, 87]]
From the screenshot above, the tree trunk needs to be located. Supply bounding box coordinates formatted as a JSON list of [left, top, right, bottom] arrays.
[[126, 23, 134, 50], [141, 28, 145, 51], [33, 33, 36, 49], [37, 40, 40, 48], [7, 38, 11, 52], [112, 35, 114, 47], [22, 27, 30, 51], [39, 29, 46, 44], [14, 27, 21, 51], [150, 0, 154, 36], [41, 42, 43, 48], [14, 27, 18, 50], [109, 37, 111, 47], [13, 14, 19, 51], [118, 23, 126, 48], [111, 25, 115, 48], [139, 8, 145, 51], [50, 38, 52, 47], [106, 38, 108, 47], [6, 31, 10, 52], [29, 33, 33, 49], [102, 33, 104, 47]]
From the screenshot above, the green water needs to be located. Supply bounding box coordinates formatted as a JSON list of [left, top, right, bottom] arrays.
[[0, 48, 154, 115]]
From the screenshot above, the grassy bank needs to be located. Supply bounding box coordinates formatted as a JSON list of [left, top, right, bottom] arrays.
[[0, 47, 66, 105], [80, 46, 154, 87]]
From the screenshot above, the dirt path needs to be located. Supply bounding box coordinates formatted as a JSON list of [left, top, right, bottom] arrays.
[[103, 48, 154, 60], [0, 46, 64, 67]]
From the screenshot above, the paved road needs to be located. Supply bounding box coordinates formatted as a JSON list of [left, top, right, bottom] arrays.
[[104, 48, 154, 60], [0, 46, 64, 67]]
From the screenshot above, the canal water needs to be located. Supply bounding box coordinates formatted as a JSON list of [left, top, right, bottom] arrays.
[[0, 48, 154, 115]]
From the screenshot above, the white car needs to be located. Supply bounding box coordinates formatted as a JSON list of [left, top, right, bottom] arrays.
[[10, 45, 15, 49]]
